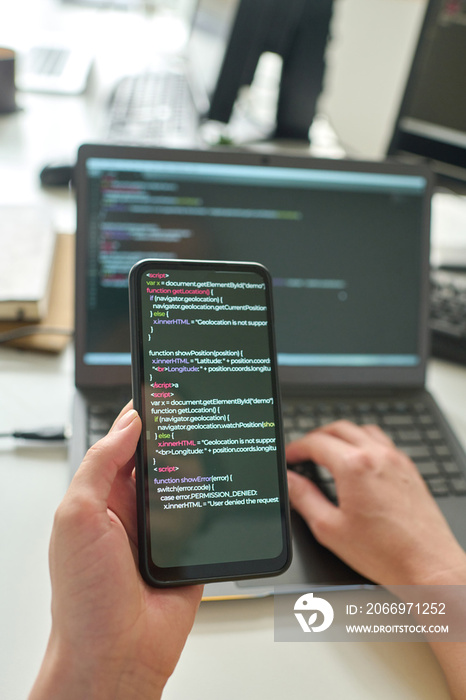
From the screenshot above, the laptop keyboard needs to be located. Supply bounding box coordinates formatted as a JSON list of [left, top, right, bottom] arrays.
[[106, 69, 200, 146], [86, 394, 466, 500], [284, 396, 466, 501]]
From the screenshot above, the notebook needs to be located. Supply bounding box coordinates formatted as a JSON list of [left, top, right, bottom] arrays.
[[71, 143, 466, 597]]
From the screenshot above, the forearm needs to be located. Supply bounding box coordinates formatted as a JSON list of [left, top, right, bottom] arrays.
[[427, 644, 466, 700], [29, 631, 167, 700], [425, 579, 466, 700], [403, 565, 466, 700]]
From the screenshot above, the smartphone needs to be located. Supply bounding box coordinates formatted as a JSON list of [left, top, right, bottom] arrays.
[[129, 258, 291, 586]]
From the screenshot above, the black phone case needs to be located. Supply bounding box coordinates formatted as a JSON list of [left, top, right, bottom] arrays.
[[129, 258, 292, 587]]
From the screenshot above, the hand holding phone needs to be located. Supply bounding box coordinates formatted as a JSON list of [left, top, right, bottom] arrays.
[[129, 259, 291, 586]]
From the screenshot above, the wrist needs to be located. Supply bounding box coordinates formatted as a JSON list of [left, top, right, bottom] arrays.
[[29, 630, 168, 700], [402, 547, 466, 587]]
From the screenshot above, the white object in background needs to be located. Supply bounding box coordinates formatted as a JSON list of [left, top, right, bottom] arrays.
[[0, 205, 56, 321], [431, 192, 466, 268], [16, 40, 93, 94]]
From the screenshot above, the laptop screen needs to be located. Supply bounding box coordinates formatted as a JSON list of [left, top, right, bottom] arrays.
[[388, 0, 466, 180], [75, 145, 432, 389]]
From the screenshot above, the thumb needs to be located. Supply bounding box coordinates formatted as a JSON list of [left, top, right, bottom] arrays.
[[69, 409, 141, 511]]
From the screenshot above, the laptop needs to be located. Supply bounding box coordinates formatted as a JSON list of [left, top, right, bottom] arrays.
[[71, 142, 466, 598], [387, 0, 466, 184]]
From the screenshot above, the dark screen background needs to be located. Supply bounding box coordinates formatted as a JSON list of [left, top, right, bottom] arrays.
[[402, 1, 466, 135], [85, 165, 424, 362], [137, 264, 285, 568]]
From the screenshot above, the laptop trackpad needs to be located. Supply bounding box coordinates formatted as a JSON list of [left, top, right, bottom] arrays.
[[237, 511, 369, 592]]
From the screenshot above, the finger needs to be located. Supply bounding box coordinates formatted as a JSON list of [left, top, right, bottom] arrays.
[[319, 419, 384, 447], [286, 428, 359, 479], [287, 470, 341, 541], [361, 423, 394, 446], [69, 409, 141, 513], [110, 399, 134, 432], [286, 420, 376, 467], [107, 460, 138, 546]]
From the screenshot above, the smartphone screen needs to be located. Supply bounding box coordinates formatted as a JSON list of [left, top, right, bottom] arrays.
[[129, 259, 291, 586]]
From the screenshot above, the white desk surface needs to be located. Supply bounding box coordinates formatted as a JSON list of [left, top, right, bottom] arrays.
[[1, 4, 466, 696]]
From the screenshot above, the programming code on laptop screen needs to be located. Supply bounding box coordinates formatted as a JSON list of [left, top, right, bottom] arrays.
[[82, 157, 428, 370]]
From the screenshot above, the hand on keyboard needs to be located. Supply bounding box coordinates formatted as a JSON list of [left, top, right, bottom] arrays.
[[286, 420, 466, 588]]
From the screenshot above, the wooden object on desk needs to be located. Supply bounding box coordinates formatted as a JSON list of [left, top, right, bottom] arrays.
[[0, 205, 57, 321], [0, 232, 75, 353]]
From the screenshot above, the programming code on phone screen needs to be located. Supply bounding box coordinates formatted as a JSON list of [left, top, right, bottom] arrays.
[[138, 264, 285, 569]]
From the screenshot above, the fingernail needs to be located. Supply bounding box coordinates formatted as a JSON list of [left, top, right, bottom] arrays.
[[115, 409, 138, 431]]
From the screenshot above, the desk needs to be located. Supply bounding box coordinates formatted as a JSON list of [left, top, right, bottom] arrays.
[[1, 4, 466, 697]]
